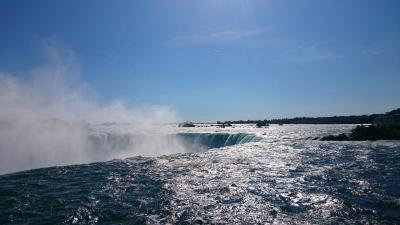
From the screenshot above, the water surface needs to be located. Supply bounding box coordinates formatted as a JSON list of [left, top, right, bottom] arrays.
[[1, 125, 399, 224]]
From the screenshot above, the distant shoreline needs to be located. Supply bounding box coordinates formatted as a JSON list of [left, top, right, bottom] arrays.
[[216, 108, 400, 125]]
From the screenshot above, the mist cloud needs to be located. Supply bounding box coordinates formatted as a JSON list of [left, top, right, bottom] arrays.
[[0, 40, 180, 175]]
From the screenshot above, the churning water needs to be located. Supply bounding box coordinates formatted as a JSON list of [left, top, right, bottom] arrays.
[[0, 124, 399, 224]]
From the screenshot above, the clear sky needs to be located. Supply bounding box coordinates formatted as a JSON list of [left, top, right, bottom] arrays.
[[1, 0, 399, 122]]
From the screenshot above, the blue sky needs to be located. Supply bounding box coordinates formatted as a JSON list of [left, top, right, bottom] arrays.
[[1, 0, 399, 122]]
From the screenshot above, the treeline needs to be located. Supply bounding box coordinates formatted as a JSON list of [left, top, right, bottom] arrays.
[[220, 108, 400, 125], [321, 120, 400, 141], [318, 108, 400, 141]]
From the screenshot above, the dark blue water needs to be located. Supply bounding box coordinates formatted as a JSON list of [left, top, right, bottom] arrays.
[[0, 127, 399, 224]]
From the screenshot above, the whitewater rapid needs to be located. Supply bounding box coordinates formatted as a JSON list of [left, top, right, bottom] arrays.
[[1, 124, 399, 224]]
